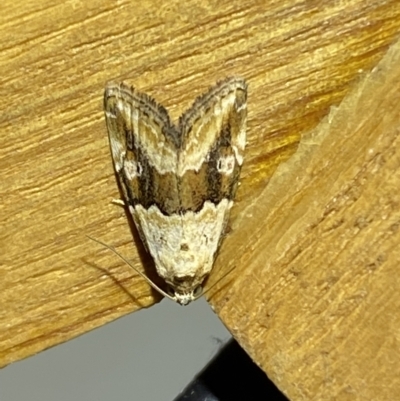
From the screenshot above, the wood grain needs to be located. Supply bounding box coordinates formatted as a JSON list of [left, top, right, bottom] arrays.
[[209, 39, 400, 400], [1, 0, 399, 399]]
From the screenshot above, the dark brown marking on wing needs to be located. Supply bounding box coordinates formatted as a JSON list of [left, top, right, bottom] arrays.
[[208, 124, 241, 203], [121, 117, 181, 215], [176, 123, 242, 212]]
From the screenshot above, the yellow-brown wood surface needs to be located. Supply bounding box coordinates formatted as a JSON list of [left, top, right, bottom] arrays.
[[209, 40, 400, 400], [1, 0, 399, 399]]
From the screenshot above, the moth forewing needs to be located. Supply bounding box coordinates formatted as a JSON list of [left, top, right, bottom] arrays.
[[104, 77, 247, 305]]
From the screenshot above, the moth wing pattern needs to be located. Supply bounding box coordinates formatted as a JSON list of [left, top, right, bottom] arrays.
[[104, 83, 181, 252], [178, 77, 247, 215], [104, 83, 181, 213], [104, 77, 247, 305]]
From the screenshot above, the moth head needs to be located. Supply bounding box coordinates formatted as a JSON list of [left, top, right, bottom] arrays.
[[166, 275, 205, 305], [167, 285, 203, 305]]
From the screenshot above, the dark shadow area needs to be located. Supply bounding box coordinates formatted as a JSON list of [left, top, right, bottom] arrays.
[[174, 338, 289, 401]]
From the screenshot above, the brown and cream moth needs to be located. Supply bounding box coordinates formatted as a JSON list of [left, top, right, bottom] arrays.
[[103, 77, 247, 305]]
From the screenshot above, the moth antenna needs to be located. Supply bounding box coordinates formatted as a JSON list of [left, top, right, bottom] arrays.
[[86, 235, 176, 302], [200, 263, 238, 299]]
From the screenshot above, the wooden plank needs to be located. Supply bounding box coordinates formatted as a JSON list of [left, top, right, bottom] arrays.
[[210, 33, 400, 401]]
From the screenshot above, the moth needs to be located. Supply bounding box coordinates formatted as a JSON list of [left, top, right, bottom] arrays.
[[103, 77, 247, 305]]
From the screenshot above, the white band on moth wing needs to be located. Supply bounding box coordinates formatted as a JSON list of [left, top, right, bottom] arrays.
[[133, 199, 232, 279]]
